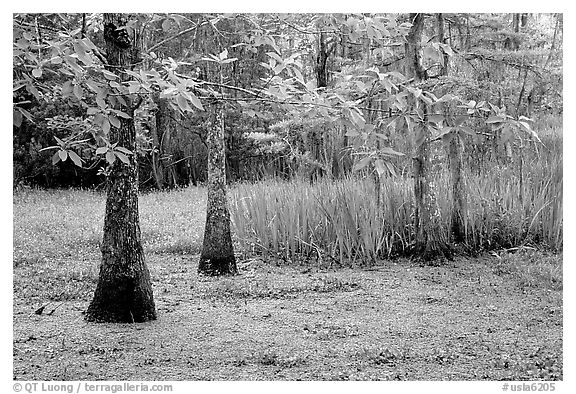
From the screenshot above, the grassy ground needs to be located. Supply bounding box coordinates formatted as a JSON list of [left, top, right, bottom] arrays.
[[13, 188, 562, 380]]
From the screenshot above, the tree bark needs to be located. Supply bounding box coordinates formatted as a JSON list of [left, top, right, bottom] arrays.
[[198, 102, 237, 275], [448, 136, 466, 243], [151, 94, 168, 189], [151, 94, 184, 189], [438, 13, 466, 243], [86, 13, 156, 323], [316, 31, 329, 89], [406, 13, 451, 261]]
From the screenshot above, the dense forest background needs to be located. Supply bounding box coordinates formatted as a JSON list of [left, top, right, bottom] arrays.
[[14, 13, 562, 185], [13, 13, 562, 262]]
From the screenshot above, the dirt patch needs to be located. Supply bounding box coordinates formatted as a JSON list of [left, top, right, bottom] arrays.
[[13, 253, 562, 380]]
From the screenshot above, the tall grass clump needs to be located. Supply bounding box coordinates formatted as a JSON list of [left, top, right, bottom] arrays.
[[231, 177, 413, 265], [230, 127, 562, 263], [465, 151, 562, 250]]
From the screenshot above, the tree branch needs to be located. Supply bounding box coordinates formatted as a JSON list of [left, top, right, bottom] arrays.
[[147, 19, 210, 54]]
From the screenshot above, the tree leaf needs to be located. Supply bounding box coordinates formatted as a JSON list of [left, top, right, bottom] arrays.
[[115, 111, 131, 119], [128, 82, 140, 94], [374, 159, 386, 177], [518, 122, 542, 143], [96, 94, 107, 109], [73, 40, 87, 57], [54, 136, 65, 146], [102, 69, 117, 80], [105, 150, 116, 164], [374, 133, 389, 141], [96, 147, 108, 155], [486, 116, 505, 124], [347, 109, 365, 129], [85, 79, 102, 94], [435, 126, 453, 140], [176, 94, 191, 112], [115, 151, 130, 164], [108, 114, 121, 129], [73, 84, 83, 100], [442, 132, 454, 144], [32, 68, 42, 78], [94, 113, 106, 126], [161, 18, 171, 32], [115, 146, 133, 155], [267, 52, 284, 63], [453, 115, 468, 127], [52, 151, 60, 165], [58, 150, 68, 162], [380, 146, 404, 157], [428, 114, 444, 125], [188, 92, 204, 111], [61, 81, 73, 97], [353, 156, 372, 172], [68, 150, 82, 167], [13, 110, 23, 127], [77, 51, 93, 66], [102, 118, 110, 134], [415, 125, 427, 148]]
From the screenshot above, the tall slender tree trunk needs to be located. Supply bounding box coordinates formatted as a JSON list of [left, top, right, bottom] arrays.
[[448, 138, 465, 243], [311, 26, 333, 181], [438, 13, 466, 243], [198, 101, 237, 275], [151, 94, 183, 189], [151, 94, 168, 189], [86, 14, 156, 323], [406, 13, 451, 261], [316, 31, 329, 89]]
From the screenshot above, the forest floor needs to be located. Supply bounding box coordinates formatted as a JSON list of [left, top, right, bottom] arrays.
[[13, 188, 563, 381]]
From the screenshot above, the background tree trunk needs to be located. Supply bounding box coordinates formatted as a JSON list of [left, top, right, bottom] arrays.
[[316, 31, 329, 89], [406, 13, 452, 260], [438, 13, 466, 243], [151, 94, 168, 189], [448, 137, 466, 243], [198, 102, 237, 275], [86, 13, 156, 323]]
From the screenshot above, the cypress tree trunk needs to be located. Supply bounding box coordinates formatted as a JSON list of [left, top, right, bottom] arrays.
[[86, 14, 156, 323], [316, 31, 328, 89], [438, 13, 466, 243], [151, 94, 168, 189], [198, 102, 237, 275], [448, 137, 466, 243], [151, 94, 182, 189], [406, 13, 451, 261]]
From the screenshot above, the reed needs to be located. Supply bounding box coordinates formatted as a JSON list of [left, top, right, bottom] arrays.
[[230, 135, 562, 263]]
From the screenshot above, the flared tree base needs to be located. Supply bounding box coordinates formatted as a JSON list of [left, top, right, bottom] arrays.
[[198, 255, 237, 276], [413, 241, 454, 265], [85, 277, 157, 323]]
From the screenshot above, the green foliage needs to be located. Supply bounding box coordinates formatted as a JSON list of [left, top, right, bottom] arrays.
[[230, 127, 562, 262], [13, 13, 562, 190]]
